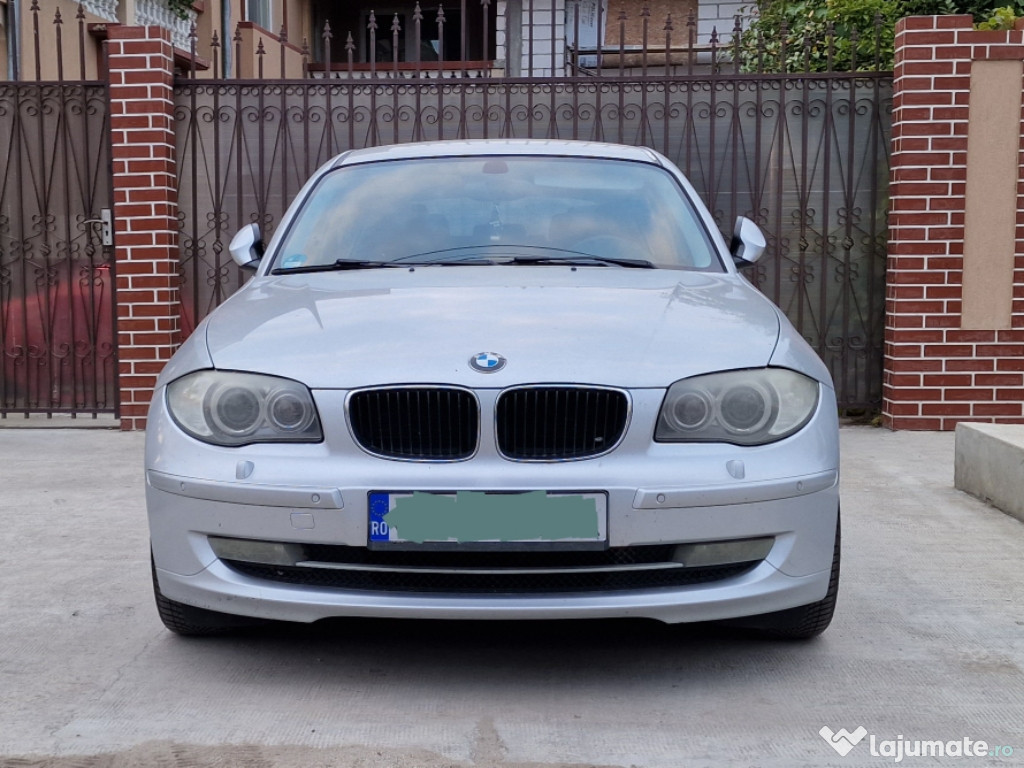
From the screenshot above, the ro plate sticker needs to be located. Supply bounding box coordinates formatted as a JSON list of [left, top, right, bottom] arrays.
[[368, 492, 393, 542], [368, 491, 605, 544]]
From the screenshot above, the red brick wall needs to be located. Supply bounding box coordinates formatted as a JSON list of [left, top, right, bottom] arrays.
[[884, 15, 1024, 430], [107, 26, 180, 431]]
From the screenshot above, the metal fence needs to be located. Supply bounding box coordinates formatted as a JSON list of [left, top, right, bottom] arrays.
[[0, 3, 891, 414], [176, 10, 891, 409], [0, 8, 115, 418]]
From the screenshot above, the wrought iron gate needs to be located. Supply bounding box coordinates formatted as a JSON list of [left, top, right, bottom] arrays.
[[0, 72, 116, 418], [175, 12, 891, 409]]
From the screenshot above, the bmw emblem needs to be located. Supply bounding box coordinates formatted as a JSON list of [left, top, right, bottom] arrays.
[[470, 352, 506, 373]]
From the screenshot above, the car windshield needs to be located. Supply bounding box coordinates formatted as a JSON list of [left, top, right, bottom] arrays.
[[272, 156, 723, 272]]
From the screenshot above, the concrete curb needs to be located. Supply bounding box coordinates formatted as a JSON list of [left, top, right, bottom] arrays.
[[954, 422, 1024, 523]]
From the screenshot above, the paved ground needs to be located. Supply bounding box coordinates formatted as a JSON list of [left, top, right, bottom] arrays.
[[0, 426, 1021, 768]]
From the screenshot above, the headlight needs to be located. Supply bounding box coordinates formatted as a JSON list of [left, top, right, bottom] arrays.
[[656, 368, 819, 446], [166, 370, 322, 446]]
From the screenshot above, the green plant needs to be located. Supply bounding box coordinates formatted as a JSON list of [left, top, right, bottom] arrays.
[[898, 0, 958, 15], [956, 0, 1022, 19], [166, 0, 193, 20], [736, 0, 1024, 72], [976, 4, 1020, 28], [738, 0, 899, 71]]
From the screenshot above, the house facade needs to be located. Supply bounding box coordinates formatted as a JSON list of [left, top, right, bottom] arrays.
[[2, 0, 742, 80]]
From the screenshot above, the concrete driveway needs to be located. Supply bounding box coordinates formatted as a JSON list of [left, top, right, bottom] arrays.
[[0, 426, 1021, 768]]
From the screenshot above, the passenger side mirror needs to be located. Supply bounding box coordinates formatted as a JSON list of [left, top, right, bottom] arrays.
[[229, 223, 264, 270], [730, 217, 766, 268]]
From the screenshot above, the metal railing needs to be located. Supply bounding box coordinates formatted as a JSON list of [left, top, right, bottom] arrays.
[[0, 3, 892, 412], [174, 7, 892, 409], [0, 5, 115, 418]]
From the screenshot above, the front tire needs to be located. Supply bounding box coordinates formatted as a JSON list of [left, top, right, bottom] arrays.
[[151, 555, 260, 636], [738, 511, 841, 640]]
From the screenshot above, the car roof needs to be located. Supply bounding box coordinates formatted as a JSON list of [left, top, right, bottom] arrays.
[[330, 139, 665, 168]]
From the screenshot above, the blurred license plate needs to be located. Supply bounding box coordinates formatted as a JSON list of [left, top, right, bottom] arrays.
[[368, 491, 607, 549]]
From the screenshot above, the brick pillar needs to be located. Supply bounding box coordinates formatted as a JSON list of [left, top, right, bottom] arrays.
[[884, 16, 1024, 430], [107, 26, 179, 430]]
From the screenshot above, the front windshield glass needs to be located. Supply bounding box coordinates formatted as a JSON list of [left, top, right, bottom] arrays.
[[272, 156, 723, 272]]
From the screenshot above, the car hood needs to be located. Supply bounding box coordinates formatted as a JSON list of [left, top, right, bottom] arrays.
[[202, 268, 782, 389]]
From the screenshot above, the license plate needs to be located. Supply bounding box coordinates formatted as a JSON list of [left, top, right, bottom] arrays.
[[368, 490, 607, 549]]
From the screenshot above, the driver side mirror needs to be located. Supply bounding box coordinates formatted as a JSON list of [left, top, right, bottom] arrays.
[[730, 217, 766, 268], [229, 223, 264, 270]]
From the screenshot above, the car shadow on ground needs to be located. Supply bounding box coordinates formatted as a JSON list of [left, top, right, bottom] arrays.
[[265, 614, 780, 652], [166, 616, 824, 692]]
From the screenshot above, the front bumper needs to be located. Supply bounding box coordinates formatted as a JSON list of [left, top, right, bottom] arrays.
[[146, 387, 840, 625]]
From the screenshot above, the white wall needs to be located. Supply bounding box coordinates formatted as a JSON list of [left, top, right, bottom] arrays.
[[697, 0, 747, 45]]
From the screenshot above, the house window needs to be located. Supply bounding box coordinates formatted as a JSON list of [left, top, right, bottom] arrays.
[[312, 0, 494, 65], [365, 12, 408, 63], [246, 0, 272, 30], [360, 11, 448, 64]]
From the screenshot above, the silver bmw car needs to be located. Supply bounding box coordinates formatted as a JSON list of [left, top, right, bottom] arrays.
[[146, 140, 840, 638]]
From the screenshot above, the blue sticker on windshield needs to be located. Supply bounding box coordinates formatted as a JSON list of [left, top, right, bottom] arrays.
[[281, 253, 308, 269]]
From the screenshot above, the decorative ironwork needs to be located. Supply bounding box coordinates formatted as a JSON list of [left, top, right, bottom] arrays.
[[0, 4, 890, 415], [175, 9, 890, 409], [0, 6, 115, 418]]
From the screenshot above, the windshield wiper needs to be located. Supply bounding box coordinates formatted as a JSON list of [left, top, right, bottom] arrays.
[[389, 248, 499, 265], [508, 254, 655, 269], [272, 249, 655, 273], [402, 257, 499, 266], [271, 259, 406, 274]]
